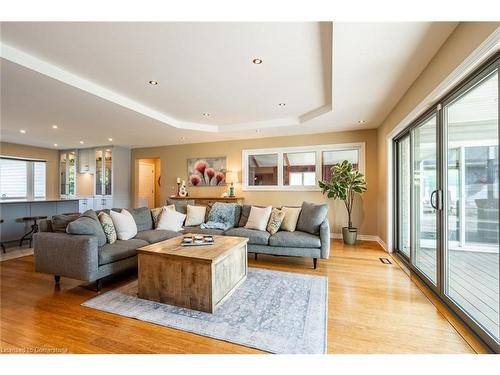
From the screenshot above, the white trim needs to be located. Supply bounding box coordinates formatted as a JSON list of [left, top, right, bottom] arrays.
[[242, 142, 365, 191], [386, 27, 500, 252]]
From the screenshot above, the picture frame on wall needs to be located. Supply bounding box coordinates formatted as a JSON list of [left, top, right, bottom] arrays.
[[187, 157, 227, 186]]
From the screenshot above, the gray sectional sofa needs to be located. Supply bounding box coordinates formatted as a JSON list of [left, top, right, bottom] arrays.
[[33, 202, 330, 290]]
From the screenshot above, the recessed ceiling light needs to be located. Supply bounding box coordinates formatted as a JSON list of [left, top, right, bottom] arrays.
[[108, 138, 113, 142], [255, 129, 261, 133], [180, 136, 186, 141], [252, 58, 263, 65], [52, 124, 58, 129], [79, 141, 84, 144], [19, 129, 26, 134], [278, 103, 286, 107], [54, 143, 58, 147], [358, 120, 367, 124], [202, 113, 211, 117], [148, 80, 158, 85]]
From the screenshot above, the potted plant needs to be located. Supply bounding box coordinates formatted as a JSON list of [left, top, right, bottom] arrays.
[[319, 160, 367, 245]]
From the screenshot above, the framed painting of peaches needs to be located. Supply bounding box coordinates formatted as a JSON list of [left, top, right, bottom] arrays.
[[187, 157, 227, 186]]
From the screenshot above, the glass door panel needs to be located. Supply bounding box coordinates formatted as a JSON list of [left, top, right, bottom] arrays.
[[397, 136, 411, 257], [95, 150, 103, 196], [412, 114, 438, 284], [444, 69, 499, 342], [104, 149, 112, 195]]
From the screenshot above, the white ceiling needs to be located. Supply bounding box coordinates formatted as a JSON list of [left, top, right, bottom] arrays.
[[0, 22, 458, 149]]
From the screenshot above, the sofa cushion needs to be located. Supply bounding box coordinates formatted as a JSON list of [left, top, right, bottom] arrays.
[[182, 226, 225, 236], [266, 208, 285, 235], [98, 211, 117, 244], [128, 207, 153, 231], [151, 205, 175, 228], [134, 229, 181, 244], [280, 206, 302, 232], [185, 205, 206, 226], [296, 202, 328, 235], [238, 204, 264, 227], [269, 230, 321, 248], [51, 213, 80, 233], [245, 206, 272, 231], [225, 227, 270, 245], [167, 199, 195, 214], [98, 239, 148, 266], [66, 211, 106, 247], [157, 207, 186, 232]]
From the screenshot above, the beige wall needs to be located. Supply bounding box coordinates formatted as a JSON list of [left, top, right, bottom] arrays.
[[0, 142, 60, 199], [132, 129, 378, 235], [376, 22, 500, 246]]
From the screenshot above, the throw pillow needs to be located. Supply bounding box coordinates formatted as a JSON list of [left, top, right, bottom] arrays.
[[245, 206, 272, 231], [51, 213, 80, 233], [151, 205, 175, 228], [238, 204, 265, 227], [266, 208, 285, 235], [98, 212, 117, 244], [66, 212, 107, 246], [156, 207, 186, 232], [110, 209, 138, 240], [166, 199, 195, 214], [296, 201, 329, 235], [127, 207, 153, 231], [280, 206, 302, 232], [185, 205, 207, 227]]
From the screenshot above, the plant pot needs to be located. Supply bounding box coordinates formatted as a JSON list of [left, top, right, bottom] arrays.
[[342, 227, 357, 245]]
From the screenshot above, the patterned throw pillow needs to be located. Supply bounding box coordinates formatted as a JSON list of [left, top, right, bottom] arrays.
[[98, 212, 117, 244], [266, 208, 285, 235], [151, 205, 175, 228]]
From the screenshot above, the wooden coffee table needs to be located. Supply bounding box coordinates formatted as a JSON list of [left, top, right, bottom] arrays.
[[137, 235, 248, 313]]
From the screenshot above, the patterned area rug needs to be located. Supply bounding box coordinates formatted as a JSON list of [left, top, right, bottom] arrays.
[[82, 267, 328, 354]]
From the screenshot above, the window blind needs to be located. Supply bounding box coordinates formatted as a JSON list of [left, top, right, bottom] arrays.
[[0, 158, 28, 198]]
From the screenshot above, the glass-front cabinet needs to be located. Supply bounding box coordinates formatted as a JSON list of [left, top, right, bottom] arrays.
[[60, 150, 76, 197], [95, 148, 112, 196]]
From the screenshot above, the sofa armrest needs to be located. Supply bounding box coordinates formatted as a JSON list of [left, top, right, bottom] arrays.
[[319, 219, 330, 259], [33, 232, 99, 282]]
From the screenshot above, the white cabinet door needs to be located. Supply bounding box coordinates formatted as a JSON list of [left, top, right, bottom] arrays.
[[79, 199, 89, 213], [93, 197, 105, 211], [103, 198, 113, 209], [78, 149, 96, 174]]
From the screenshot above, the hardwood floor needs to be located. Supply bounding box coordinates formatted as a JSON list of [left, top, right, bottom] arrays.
[[0, 240, 484, 354]]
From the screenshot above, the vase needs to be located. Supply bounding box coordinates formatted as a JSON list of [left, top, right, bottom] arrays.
[[342, 227, 357, 245]]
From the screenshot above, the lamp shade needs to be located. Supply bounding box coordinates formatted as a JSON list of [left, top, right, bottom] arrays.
[[226, 171, 239, 184]]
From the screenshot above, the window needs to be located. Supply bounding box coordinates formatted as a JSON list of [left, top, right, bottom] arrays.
[[242, 143, 364, 191], [0, 157, 46, 200]]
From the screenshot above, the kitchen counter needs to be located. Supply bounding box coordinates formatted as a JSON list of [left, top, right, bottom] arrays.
[[0, 198, 80, 204], [0, 199, 80, 246]]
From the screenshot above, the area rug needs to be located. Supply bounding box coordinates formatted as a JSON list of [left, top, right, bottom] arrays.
[[82, 267, 328, 354]]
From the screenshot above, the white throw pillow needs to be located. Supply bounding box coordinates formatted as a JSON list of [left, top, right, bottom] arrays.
[[110, 209, 138, 240], [185, 205, 206, 227], [245, 206, 272, 231], [156, 207, 186, 232]]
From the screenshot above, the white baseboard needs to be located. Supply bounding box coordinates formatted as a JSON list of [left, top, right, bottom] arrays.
[[330, 232, 391, 253]]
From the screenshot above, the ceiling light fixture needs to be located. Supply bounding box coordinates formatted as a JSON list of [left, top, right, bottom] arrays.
[[255, 129, 261, 133], [252, 58, 263, 65], [180, 136, 186, 141], [52, 125, 58, 129], [79, 141, 84, 144], [278, 103, 286, 107], [19, 129, 26, 134], [108, 138, 113, 142], [202, 112, 211, 117], [358, 120, 367, 124], [54, 143, 58, 147], [148, 80, 158, 86]]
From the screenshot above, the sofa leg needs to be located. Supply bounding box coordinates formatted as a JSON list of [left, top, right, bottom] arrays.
[[254, 253, 258, 260], [95, 278, 102, 292], [313, 258, 317, 269], [54, 275, 60, 285]]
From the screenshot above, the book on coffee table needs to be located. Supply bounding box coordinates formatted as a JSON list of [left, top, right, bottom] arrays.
[[181, 235, 214, 246]]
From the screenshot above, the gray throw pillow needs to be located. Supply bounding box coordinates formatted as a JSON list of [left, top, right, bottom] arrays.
[[167, 199, 195, 214], [51, 213, 80, 233], [66, 209, 106, 246], [128, 207, 153, 231], [296, 202, 328, 235]]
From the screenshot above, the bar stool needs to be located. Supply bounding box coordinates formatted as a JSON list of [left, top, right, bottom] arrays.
[[0, 219, 6, 253], [19, 216, 47, 248]]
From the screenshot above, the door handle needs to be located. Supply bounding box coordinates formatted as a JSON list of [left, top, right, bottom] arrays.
[[430, 190, 442, 211]]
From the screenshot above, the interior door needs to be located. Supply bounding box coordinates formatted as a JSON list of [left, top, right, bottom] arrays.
[[412, 113, 439, 285], [138, 162, 155, 208]]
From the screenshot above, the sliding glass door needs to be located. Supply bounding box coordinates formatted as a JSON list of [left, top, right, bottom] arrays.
[[394, 54, 499, 351], [413, 114, 439, 285], [443, 69, 499, 344]]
